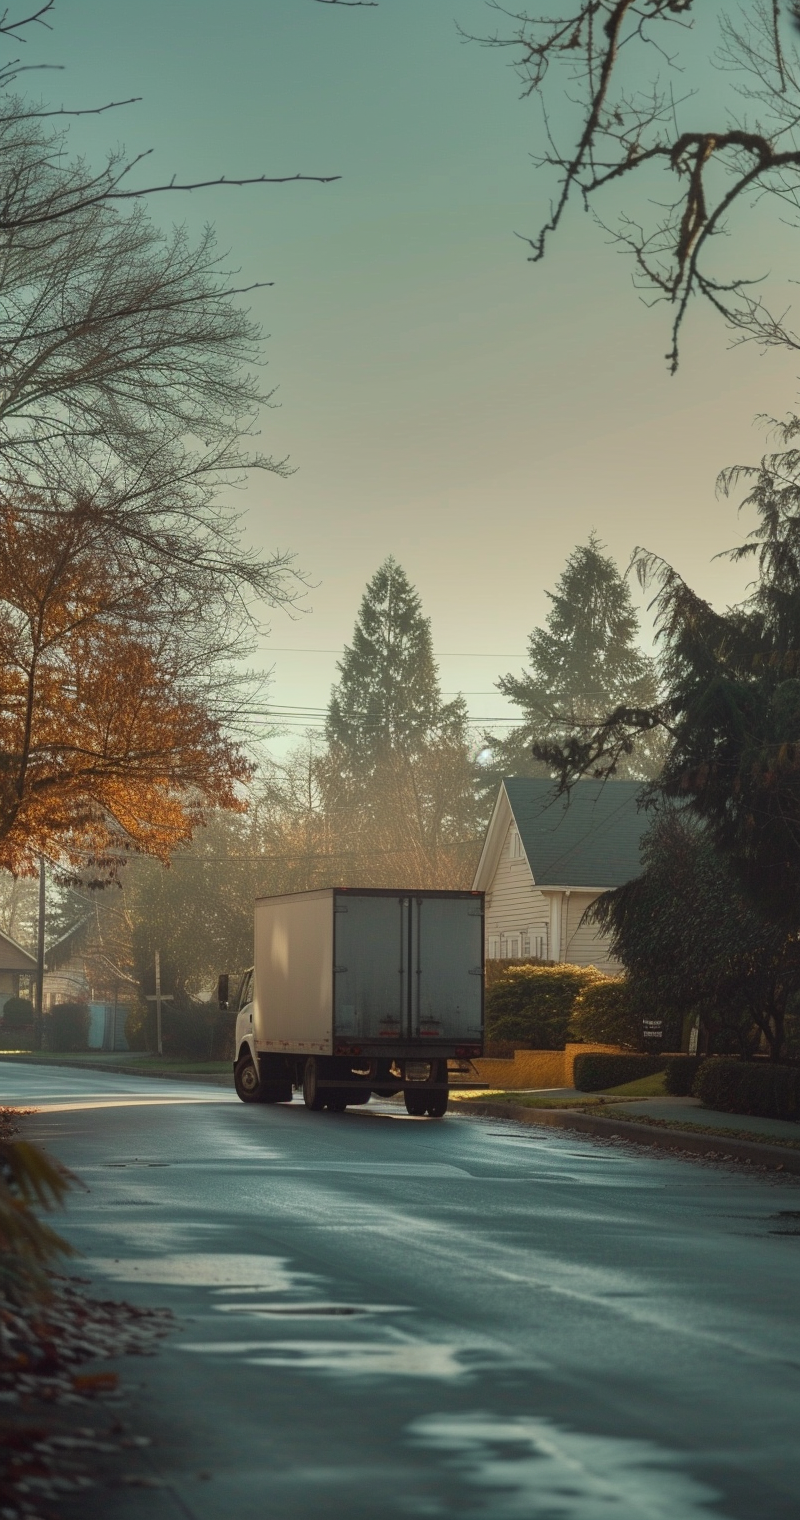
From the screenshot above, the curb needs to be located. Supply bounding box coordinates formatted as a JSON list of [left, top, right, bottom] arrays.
[[455, 1100, 800, 1173], [0, 1055, 233, 1088]]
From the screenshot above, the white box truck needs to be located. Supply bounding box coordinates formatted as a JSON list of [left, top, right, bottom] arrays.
[[223, 887, 485, 1117]]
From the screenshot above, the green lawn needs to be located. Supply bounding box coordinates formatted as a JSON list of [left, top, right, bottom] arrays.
[[451, 1070, 670, 1109], [451, 1091, 613, 1111], [599, 1071, 668, 1098], [0, 1050, 231, 1075]]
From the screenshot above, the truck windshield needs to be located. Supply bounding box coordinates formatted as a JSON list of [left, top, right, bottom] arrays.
[[237, 969, 253, 1011]]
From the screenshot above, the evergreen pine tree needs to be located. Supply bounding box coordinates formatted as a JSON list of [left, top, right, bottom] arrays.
[[327, 557, 467, 772], [320, 558, 480, 883], [483, 535, 660, 787]]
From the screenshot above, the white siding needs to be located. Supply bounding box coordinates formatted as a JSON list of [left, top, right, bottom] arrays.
[[561, 891, 620, 973], [485, 821, 550, 960], [484, 827, 621, 970]]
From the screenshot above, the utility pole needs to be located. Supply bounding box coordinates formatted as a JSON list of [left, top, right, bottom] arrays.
[[34, 854, 45, 1050], [145, 950, 172, 1056]]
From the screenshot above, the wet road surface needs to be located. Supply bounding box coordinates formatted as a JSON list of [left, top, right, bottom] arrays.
[[5, 1062, 800, 1519]]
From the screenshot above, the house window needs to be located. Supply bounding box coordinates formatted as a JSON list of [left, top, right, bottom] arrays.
[[487, 936, 500, 960], [503, 933, 521, 959], [510, 830, 523, 859]]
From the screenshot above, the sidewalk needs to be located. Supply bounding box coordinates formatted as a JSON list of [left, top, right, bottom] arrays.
[[452, 1089, 800, 1172], [603, 1095, 800, 1143]]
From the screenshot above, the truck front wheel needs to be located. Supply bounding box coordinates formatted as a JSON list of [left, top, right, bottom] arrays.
[[302, 1057, 327, 1111], [234, 1053, 262, 1103]]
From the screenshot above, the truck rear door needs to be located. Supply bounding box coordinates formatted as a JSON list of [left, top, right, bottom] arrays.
[[415, 895, 483, 1042], [333, 892, 482, 1044]]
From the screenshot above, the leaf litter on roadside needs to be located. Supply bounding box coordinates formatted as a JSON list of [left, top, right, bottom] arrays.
[[0, 1110, 174, 1517]]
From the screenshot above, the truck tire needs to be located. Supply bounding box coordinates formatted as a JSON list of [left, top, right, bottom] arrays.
[[404, 1090, 429, 1117], [325, 1087, 370, 1111], [302, 1058, 326, 1111], [426, 1092, 449, 1118], [234, 1053, 262, 1103]]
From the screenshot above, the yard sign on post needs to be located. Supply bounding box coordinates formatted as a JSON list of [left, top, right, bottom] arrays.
[[145, 950, 173, 1056]]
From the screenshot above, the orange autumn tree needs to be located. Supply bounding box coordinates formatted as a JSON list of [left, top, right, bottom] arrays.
[[0, 500, 251, 877]]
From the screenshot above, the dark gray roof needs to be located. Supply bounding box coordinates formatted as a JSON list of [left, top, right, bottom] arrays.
[[504, 777, 648, 888]]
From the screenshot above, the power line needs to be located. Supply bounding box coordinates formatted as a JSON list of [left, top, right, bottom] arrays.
[[264, 647, 524, 657], [157, 842, 482, 863]]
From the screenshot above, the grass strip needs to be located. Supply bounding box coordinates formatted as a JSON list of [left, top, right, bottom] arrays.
[[597, 1109, 800, 1151], [1, 1051, 229, 1072], [450, 1092, 626, 1111]]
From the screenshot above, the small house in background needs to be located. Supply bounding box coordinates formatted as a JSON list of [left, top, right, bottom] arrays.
[[44, 915, 133, 1051], [472, 778, 648, 971], [0, 927, 37, 1009]]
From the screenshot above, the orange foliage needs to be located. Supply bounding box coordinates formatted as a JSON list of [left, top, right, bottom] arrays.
[[0, 501, 250, 876]]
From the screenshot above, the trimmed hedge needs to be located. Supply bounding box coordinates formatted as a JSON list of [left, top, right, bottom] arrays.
[[485, 958, 547, 989], [45, 1001, 89, 1052], [692, 1057, 800, 1120], [486, 964, 602, 1051], [573, 1052, 666, 1092], [569, 978, 642, 1050], [664, 1055, 704, 1096]]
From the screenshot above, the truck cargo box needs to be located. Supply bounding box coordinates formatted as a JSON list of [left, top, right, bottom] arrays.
[[253, 887, 484, 1059]]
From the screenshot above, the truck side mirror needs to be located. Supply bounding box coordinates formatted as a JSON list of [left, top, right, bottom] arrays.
[[217, 973, 229, 1011]]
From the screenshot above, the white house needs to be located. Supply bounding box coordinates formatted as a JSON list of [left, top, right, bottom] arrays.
[[0, 926, 37, 1009], [472, 778, 648, 971]]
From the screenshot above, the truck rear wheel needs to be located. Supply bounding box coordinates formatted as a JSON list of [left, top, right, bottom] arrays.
[[302, 1058, 326, 1111], [404, 1090, 429, 1117], [426, 1092, 449, 1118], [326, 1087, 370, 1111]]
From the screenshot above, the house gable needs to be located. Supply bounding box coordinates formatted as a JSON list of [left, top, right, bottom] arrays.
[[473, 778, 647, 971], [0, 928, 37, 973]]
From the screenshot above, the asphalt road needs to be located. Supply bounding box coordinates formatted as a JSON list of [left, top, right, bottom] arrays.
[[5, 1062, 800, 1520]]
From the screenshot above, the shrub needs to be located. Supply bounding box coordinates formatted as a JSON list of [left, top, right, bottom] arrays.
[[124, 1003, 148, 1052], [2, 995, 34, 1029], [692, 1058, 800, 1120], [486, 964, 602, 1051], [45, 1002, 89, 1052], [485, 958, 547, 989], [664, 1055, 704, 1096], [569, 978, 642, 1049], [573, 1053, 666, 1092], [125, 999, 235, 1061]]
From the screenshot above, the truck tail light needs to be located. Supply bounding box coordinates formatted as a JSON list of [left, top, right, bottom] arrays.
[[455, 1045, 481, 1058]]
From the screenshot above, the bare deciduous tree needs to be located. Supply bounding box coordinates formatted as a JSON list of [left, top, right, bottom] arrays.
[[0, 3, 338, 239], [475, 0, 800, 367]]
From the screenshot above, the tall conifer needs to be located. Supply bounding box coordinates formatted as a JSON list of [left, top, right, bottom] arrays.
[[484, 536, 660, 784], [320, 558, 479, 883], [327, 557, 466, 773]]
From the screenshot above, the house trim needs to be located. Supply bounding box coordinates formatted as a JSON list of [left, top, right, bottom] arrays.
[[473, 784, 515, 891]]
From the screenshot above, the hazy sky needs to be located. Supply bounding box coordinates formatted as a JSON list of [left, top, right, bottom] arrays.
[[46, 1, 800, 748]]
